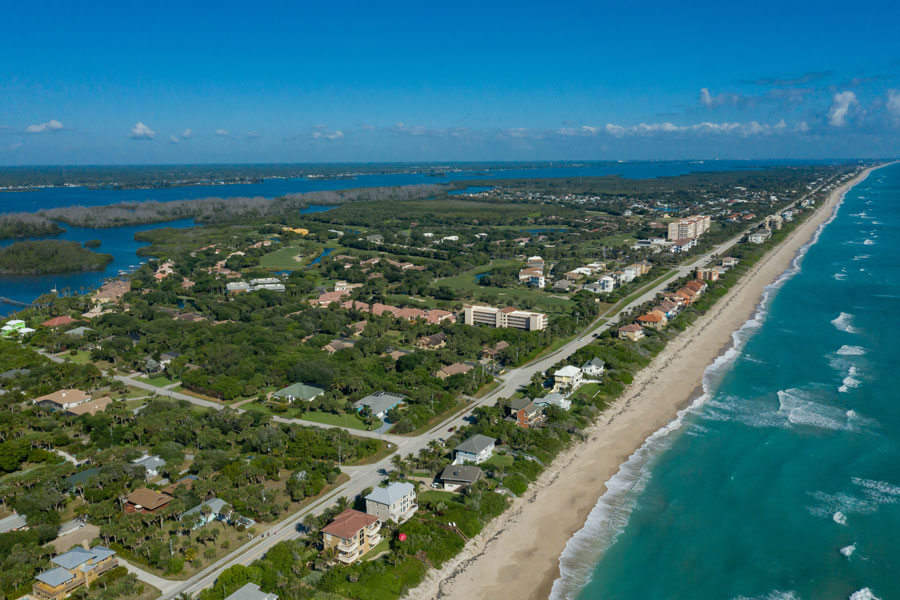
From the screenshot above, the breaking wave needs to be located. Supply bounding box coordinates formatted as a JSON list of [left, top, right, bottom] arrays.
[[831, 312, 858, 334]]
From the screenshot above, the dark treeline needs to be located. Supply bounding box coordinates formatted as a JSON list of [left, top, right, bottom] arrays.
[[0, 213, 65, 240], [0, 240, 113, 274]]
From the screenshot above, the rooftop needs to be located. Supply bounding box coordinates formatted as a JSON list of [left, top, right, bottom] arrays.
[[321, 508, 380, 540], [365, 481, 415, 506], [454, 434, 496, 455]]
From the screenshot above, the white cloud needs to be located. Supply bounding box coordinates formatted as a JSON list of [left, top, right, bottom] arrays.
[[129, 122, 155, 140], [215, 128, 230, 136], [887, 90, 900, 122], [26, 119, 63, 133], [182, 128, 193, 139], [699, 88, 744, 109], [827, 91, 858, 127], [582, 120, 790, 138], [795, 121, 810, 133], [169, 135, 180, 144]]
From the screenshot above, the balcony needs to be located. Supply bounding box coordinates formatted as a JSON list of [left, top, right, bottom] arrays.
[[336, 539, 360, 553], [336, 549, 361, 564], [367, 532, 383, 546]]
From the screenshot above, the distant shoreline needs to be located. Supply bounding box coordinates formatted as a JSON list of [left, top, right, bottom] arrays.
[[404, 164, 884, 600]]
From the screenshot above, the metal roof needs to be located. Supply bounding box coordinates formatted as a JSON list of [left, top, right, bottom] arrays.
[[365, 482, 414, 506]]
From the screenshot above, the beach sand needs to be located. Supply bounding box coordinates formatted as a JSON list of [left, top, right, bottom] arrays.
[[405, 166, 879, 600]]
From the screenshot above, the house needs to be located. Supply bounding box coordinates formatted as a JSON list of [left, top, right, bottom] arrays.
[[552, 279, 577, 292], [33, 389, 91, 411], [160, 352, 181, 367], [62, 468, 101, 492], [435, 362, 473, 380], [453, 434, 496, 465], [41, 316, 79, 328], [553, 365, 583, 393], [365, 482, 417, 523], [226, 281, 250, 294], [581, 358, 605, 378], [1, 319, 27, 337], [365, 234, 384, 244], [617, 323, 645, 341], [65, 395, 112, 417], [656, 300, 680, 319], [636, 310, 667, 330], [353, 391, 405, 420], [669, 238, 698, 253], [224, 583, 279, 600], [439, 464, 482, 491], [132, 454, 166, 479], [507, 397, 545, 428], [685, 280, 707, 295], [310, 290, 350, 307], [748, 230, 772, 244], [481, 340, 510, 360], [720, 257, 739, 267], [321, 509, 382, 565], [598, 275, 617, 292], [534, 392, 571, 411], [696, 268, 719, 281], [181, 498, 230, 529], [424, 309, 455, 324], [93, 280, 130, 304], [32, 546, 118, 600], [323, 339, 355, 354], [0, 513, 27, 534], [123, 488, 174, 513], [272, 382, 325, 403], [416, 332, 448, 349], [349, 320, 368, 336]]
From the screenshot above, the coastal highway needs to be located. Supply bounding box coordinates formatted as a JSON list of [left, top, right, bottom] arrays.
[[39, 172, 844, 600], [155, 190, 802, 600]]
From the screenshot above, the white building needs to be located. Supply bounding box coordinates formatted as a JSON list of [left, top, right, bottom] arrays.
[[463, 305, 548, 331], [453, 434, 496, 465], [365, 482, 418, 523], [554, 365, 583, 392]]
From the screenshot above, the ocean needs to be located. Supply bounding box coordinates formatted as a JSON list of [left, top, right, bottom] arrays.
[[551, 163, 900, 600]]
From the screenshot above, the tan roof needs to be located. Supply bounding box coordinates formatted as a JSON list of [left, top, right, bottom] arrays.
[[322, 509, 379, 540], [439, 363, 472, 377], [34, 389, 90, 407], [125, 488, 173, 511], [619, 323, 644, 332], [42, 316, 78, 328], [66, 395, 112, 416]]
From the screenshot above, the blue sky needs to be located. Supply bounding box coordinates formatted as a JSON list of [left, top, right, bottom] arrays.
[[2, 0, 899, 164]]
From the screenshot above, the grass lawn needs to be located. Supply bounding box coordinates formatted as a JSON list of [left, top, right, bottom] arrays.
[[137, 374, 177, 387], [362, 538, 391, 561], [259, 244, 310, 269], [394, 399, 465, 436], [417, 490, 458, 504], [573, 382, 602, 400], [124, 398, 147, 411], [482, 453, 514, 469], [473, 380, 500, 399], [298, 410, 372, 431], [61, 350, 93, 365]]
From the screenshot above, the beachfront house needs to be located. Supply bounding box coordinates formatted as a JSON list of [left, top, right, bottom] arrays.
[[553, 365, 583, 393], [617, 324, 645, 341], [32, 546, 118, 600], [321, 509, 382, 565], [581, 358, 605, 378], [364, 482, 418, 523], [353, 391, 406, 420], [453, 434, 496, 465], [534, 392, 572, 411], [224, 583, 278, 600], [507, 397, 545, 428], [439, 464, 482, 492]]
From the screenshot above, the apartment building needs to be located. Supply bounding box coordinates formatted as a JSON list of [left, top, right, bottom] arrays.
[[33, 547, 118, 600], [667, 215, 711, 241], [463, 305, 548, 331], [321, 509, 382, 564]]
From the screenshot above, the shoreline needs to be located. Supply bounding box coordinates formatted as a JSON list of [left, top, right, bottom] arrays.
[[405, 165, 882, 600]]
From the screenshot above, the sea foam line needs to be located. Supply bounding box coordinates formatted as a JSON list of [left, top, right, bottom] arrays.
[[548, 183, 853, 600]]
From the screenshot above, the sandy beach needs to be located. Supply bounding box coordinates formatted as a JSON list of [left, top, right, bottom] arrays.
[[405, 166, 880, 600]]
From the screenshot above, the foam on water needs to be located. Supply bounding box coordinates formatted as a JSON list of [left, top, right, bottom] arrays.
[[833, 511, 848, 525], [549, 189, 848, 600], [831, 312, 858, 334], [863, 238, 875, 245], [833, 273, 847, 280], [837, 345, 866, 356], [777, 388, 854, 430], [732, 592, 800, 600], [849, 589, 881, 600], [840, 543, 856, 557]]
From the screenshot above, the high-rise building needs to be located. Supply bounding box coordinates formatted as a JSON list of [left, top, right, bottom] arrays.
[[667, 215, 711, 241]]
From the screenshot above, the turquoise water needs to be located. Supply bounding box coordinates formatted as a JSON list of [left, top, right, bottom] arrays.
[[553, 164, 900, 600]]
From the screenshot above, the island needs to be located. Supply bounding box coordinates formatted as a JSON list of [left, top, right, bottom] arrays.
[[0, 240, 113, 274]]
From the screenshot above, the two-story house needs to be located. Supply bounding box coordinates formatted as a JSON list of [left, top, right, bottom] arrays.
[[553, 365, 583, 392], [365, 482, 417, 523], [453, 434, 496, 465], [321, 509, 382, 564], [507, 397, 545, 428], [32, 546, 118, 600]]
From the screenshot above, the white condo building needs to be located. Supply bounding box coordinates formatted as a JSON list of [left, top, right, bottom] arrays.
[[667, 215, 711, 241], [463, 305, 548, 331]]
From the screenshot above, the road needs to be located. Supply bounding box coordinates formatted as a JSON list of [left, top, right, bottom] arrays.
[[37, 173, 842, 599]]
